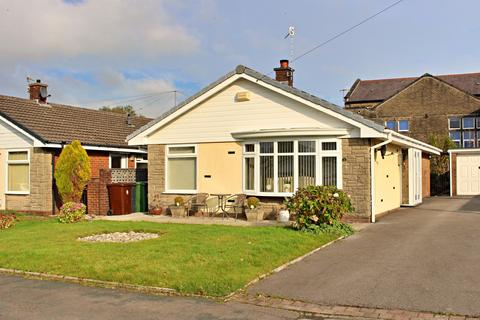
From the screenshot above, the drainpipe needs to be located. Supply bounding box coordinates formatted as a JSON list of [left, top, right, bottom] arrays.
[[370, 133, 393, 223]]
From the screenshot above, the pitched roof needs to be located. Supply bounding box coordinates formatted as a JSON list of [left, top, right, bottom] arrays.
[[128, 65, 386, 140], [0, 94, 151, 148], [346, 72, 480, 103]]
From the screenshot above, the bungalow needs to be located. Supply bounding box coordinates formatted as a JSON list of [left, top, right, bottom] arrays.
[[0, 80, 149, 215], [128, 61, 441, 222]]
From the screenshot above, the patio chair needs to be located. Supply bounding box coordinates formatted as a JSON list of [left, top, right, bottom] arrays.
[[186, 193, 209, 217], [224, 194, 247, 219]]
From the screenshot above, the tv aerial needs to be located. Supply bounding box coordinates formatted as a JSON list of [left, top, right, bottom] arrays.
[[284, 26, 295, 62]]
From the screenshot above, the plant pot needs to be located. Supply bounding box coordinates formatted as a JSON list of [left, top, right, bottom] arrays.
[[245, 208, 264, 222], [278, 209, 290, 222], [170, 206, 186, 218], [149, 207, 163, 215]]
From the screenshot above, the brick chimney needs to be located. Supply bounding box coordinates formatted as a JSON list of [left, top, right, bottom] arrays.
[[274, 59, 294, 86], [28, 79, 49, 103]]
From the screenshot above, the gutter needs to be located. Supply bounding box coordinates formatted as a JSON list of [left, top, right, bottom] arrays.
[[370, 133, 393, 223]]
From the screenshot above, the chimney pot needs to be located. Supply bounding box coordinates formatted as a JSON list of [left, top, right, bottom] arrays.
[[274, 59, 294, 87]]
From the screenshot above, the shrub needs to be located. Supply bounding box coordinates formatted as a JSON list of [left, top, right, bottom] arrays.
[[298, 220, 355, 236], [0, 213, 16, 230], [247, 197, 260, 209], [173, 196, 184, 206], [55, 140, 92, 203], [285, 185, 354, 228], [58, 202, 86, 223]]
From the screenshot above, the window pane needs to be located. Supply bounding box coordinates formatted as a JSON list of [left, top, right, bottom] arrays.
[[398, 120, 409, 131], [111, 155, 122, 168], [278, 155, 294, 192], [322, 142, 337, 151], [8, 151, 28, 161], [322, 157, 337, 186], [463, 131, 475, 140], [260, 142, 273, 154], [8, 164, 29, 192], [450, 131, 461, 141], [449, 118, 460, 129], [299, 141, 315, 153], [477, 118, 480, 128], [169, 146, 195, 154], [167, 158, 196, 190], [278, 141, 293, 153], [386, 121, 397, 130], [244, 144, 254, 153], [463, 117, 475, 129], [464, 141, 475, 148], [299, 155, 316, 188], [260, 156, 274, 192], [244, 157, 255, 190]]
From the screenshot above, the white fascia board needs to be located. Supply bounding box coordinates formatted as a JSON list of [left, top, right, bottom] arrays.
[[388, 130, 441, 155], [129, 74, 243, 145], [448, 148, 480, 154], [240, 74, 386, 139], [43, 143, 147, 154], [0, 114, 38, 146], [231, 128, 350, 139]]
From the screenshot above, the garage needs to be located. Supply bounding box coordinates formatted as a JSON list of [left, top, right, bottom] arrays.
[[449, 149, 480, 196]]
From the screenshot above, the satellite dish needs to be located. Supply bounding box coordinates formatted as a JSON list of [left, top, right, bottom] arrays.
[[40, 87, 48, 98]]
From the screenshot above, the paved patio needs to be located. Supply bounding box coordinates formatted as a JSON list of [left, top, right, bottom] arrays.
[[246, 197, 480, 317]]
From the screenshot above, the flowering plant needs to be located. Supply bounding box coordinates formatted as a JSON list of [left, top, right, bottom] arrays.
[[285, 185, 353, 228], [58, 202, 86, 223], [0, 213, 16, 229]]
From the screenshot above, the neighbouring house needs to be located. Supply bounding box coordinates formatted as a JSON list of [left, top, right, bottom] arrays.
[[0, 80, 150, 215], [344, 72, 480, 197], [128, 61, 440, 223]]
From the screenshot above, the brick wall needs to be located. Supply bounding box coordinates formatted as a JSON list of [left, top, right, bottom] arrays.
[[341, 138, 371, 222], [6, 147, 53, 214]]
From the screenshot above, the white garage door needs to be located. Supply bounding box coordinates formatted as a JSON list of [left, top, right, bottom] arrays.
[[457, 154, 480, 195]]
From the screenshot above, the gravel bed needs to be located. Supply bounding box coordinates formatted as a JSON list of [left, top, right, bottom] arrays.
[[78, 231, 159, 243]]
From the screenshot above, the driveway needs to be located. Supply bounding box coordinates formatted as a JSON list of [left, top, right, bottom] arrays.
[[248, 197, 480, 316]]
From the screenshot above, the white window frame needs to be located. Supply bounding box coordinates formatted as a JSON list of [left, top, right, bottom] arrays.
[[462, 117, 475, 130], [448, 117, 461, 130], [109, 153, 128, 169], [165, 144, 198, 194], [243, 143, 256, 192], [385, 120, 397, 131], [462, 131, 475, 148], [398, 120, 409, 132], [6, 149, 30, 195], [242, 139, 342, 196]]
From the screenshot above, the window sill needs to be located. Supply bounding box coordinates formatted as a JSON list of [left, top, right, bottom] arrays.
[[244, 191, 294, 197], [5, 191, 30, 195], [163, 190, 197, 195]]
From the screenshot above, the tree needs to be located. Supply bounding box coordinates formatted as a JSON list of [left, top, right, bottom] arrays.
[[99, 105, 137, 116], [428, 133, 456, 175], [55, 140, 92, 203]]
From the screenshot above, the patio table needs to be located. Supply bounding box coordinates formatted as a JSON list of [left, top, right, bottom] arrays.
[[210, 193, 231, 219]]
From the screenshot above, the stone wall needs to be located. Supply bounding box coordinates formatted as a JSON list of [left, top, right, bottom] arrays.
[[341, 138, 372, 221], [6, 147, 53, 214]]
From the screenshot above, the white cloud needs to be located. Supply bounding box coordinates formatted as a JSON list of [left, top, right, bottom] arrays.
[[0, 0, 200, 63]]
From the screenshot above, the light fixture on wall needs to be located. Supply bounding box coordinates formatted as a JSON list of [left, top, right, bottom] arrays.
[[380, 145, 387, 159]]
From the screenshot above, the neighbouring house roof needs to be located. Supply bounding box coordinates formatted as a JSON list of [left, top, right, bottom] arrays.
[[0, 94, 151, 149], [127, 65, 441, 155], [345, 72, 480, 103]]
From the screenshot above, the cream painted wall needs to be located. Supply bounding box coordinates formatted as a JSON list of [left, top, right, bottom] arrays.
[[197, 142, 242, 194], [374, 144, 402, 215], [147, 78, 354, 144], [0, 149, 5, 210]]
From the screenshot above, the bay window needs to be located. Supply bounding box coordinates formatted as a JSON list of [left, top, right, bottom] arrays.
[[243, 139, 341, 195], [166, 145, 197, 192], [7, 150, 30, 193]]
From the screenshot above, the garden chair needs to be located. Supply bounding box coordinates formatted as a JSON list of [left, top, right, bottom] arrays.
[[186, 193, 209, 217], [224, 194, 247, 219]]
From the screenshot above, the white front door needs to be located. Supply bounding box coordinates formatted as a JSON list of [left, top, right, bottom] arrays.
[[408, 148, 422, 205], [456, 154, 480, 195]]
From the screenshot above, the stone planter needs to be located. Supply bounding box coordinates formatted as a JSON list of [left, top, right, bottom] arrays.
[[245, 208, 264, 222], [278, 209, 290, 222], [170, 206, 186, 218]]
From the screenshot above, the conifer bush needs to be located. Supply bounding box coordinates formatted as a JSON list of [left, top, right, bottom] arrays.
[[54, 140, 91, 223]]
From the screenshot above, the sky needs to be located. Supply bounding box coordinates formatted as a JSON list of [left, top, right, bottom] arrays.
[[1, 0, 479, 118]]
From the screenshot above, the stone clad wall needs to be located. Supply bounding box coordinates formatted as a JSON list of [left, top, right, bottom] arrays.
[[6, 147, 53, 214], [341, 138, 371, 221]]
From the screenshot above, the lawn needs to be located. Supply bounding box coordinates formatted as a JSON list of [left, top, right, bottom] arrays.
[[0, 216, 341, 296]]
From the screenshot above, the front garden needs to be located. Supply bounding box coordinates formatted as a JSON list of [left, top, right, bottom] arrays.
[[0, 216, 342, 296]]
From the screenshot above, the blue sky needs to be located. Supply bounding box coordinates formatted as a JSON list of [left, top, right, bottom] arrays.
[[0, 0, 479, 117]]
